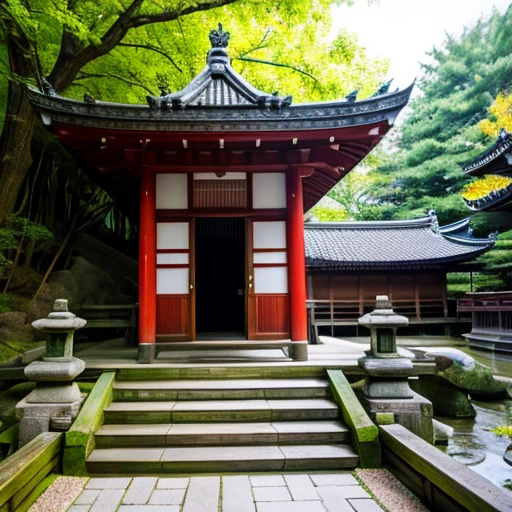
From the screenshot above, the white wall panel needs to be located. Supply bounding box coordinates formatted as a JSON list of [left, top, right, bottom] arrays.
[[253, 173, 286, 208], [157, 268, 189, 294], [253, 221, 287, 249], [157, 222, 189, 249], [157, 253, 189, 265], [254, 267, 288, 294], [156, 174, 188, 209], [253, 252, 287, 264]]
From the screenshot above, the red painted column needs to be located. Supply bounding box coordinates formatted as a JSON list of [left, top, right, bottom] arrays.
[[287, 168, 308, 353], [138, 167, 156, 355]]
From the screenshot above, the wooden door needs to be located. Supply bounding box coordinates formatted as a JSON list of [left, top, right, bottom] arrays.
[[247, 219, 290, 340], [156, 221, 194, 341]]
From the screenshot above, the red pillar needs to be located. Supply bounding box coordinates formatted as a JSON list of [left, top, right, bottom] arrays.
[[138, 167, 156, 360], [287, 168, 308, 357]]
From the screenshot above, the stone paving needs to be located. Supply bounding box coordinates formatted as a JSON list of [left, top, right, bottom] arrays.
[[65, 473, 383, 512]]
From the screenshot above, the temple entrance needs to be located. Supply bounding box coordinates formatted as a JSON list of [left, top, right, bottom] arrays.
[[195, 217, 246, 338]]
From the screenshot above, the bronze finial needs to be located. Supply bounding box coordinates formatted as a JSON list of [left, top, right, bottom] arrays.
[[209, 23, 230, 48]]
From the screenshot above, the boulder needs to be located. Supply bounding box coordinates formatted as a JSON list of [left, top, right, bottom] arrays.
[[412, 347, 507, 399], [410, 375, 476, 417]]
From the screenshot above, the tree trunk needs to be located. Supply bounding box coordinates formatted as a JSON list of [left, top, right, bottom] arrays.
[[0, 84, 37, 224]]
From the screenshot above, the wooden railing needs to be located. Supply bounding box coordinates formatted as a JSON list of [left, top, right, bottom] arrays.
[[307, 298, 446, 327], [457, 293, 512, 334]]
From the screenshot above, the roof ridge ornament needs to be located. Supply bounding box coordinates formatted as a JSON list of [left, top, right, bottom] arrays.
[[209, 23, 230, 48], [426, 209, 439, 232], [146, 26, 293, 110]]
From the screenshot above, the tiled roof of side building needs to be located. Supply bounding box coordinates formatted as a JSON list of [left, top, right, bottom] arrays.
[[462, 129, 512, 175], [305, 213, 494, 270]]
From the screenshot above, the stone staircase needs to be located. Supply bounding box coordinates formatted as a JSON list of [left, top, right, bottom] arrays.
[[86, 377, 359, 473]]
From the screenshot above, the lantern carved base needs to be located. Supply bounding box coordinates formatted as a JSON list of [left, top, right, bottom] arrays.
[[16, 396, 82, 447]]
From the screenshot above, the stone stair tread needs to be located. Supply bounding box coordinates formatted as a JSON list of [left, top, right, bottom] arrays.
[[107, 401, 176, 411], [87, 444, 358, 464], [114, 378, 329, 390], [106, 398, 337, 412], [96, 420, 348, 437]]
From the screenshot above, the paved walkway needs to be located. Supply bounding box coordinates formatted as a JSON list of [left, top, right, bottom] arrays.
[[66, 473, 383, 512]]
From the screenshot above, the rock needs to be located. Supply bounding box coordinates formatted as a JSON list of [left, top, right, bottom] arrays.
[[0, 312, 35, 343], [69, 256, 115, 305], [433, 419, 454, 445], [505, 444, 512, 467], [413, 347, 507, 399], [410, 375, 476, 417]]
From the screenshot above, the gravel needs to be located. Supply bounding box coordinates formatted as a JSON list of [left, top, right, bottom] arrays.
[[29, 477, 88, 512], [355, 468, 429, 512]]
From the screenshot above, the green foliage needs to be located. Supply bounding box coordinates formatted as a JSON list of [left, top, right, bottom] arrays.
[[363, 6, 512, 225], [309, 206, 348, 222], [0, 293, 12, 313], [491, 425, 512, 439], [50, 0, 387, 104], [0, 215, 54, 279]]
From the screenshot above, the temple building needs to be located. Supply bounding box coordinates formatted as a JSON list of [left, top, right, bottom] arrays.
[[306, 213, 494, 339], [462, 129, 512, 211], [29, 25, 413, 362]]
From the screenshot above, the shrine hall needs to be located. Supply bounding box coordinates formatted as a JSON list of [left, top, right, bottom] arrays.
[[29, 25, 413, 362]]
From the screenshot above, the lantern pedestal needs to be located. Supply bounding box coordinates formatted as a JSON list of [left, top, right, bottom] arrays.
[[16, 299, 86, 447]]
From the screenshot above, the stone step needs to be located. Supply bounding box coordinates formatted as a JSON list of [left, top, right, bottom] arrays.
[[86, 444, 359, 474], [103, 399, 339, 424], [113, 378, 330, 401], [95, 420, 349, 448]]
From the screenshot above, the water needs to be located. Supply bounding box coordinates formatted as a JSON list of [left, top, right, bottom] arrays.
[[437, 346, 512, 492]]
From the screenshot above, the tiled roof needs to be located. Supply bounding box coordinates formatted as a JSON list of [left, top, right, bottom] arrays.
[[462, 129, 512, 175], [305, 214, 494, 270]]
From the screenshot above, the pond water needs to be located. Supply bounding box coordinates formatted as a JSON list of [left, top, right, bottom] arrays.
[[437, 346, 512, 492]]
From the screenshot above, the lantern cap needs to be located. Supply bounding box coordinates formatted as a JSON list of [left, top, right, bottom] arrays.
[[358, 295, 409, 328], [32, 299, 87, 331]]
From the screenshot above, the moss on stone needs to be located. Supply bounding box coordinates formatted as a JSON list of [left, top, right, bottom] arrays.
[[63, 372, 115, 476], [410, 375, 475, 417], [438, 360, 506, 397], [328, 369, 381, 468]]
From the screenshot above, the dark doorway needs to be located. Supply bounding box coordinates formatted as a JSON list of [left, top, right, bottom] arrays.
[[195, 218, 246, 337]]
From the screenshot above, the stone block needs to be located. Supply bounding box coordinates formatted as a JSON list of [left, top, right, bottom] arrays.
[[16, 399, 82, 447], [283, 475, 319, 501], [222, 476, 255, 512], [182, 477, 220, 512], [123, 477, 157, 505], [250, 475, 286, 487], [361, 391, 434, 443], [253, 486, 291, 502], [310, 473, 358, 486]]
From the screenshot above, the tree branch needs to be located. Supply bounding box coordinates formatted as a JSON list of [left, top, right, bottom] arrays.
[[75, 72, 155, 95], [234, 56, 318, 82], [130, 0, 239, 28], [238, 28, 272, 58], [117, 43, 182, 73], [49, 0, 241, 91]]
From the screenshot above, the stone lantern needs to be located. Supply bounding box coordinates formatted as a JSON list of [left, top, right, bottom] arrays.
[[357, 295, 434, 443], [358, 295, 413, 399], [16, 299, 86, 447]]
